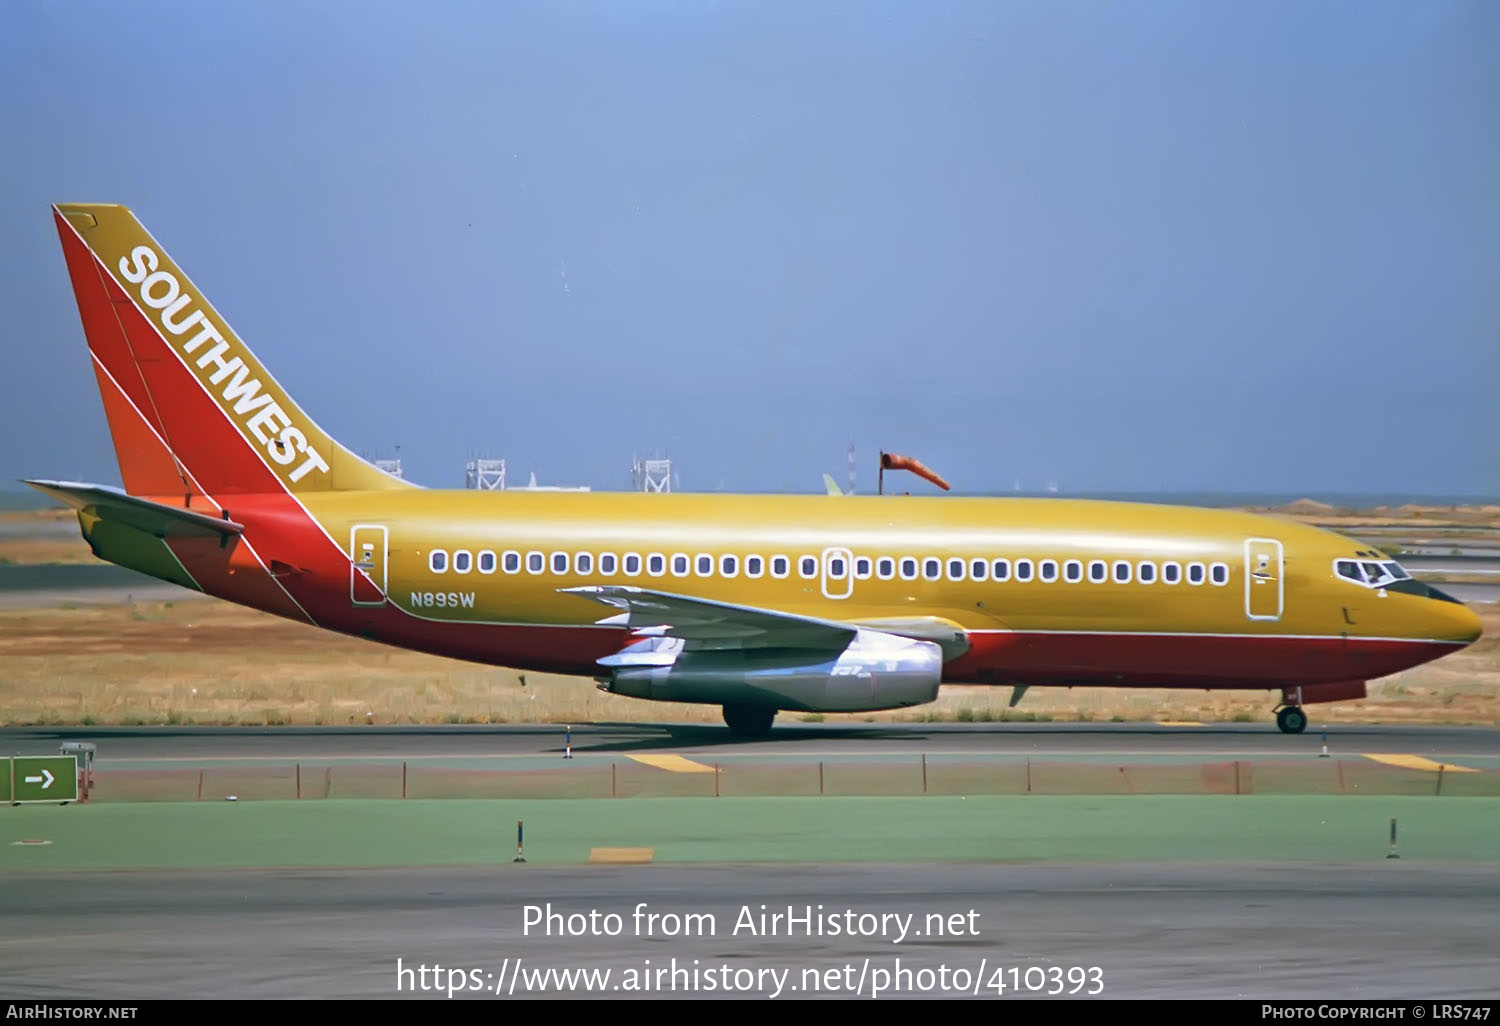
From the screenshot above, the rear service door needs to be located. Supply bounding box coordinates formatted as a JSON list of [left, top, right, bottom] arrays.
[[350, 524, 388, 605]]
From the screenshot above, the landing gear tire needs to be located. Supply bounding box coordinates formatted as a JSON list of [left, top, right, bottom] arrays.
[[1276, 706, 1307, 734], [722, 703, 776, 738]]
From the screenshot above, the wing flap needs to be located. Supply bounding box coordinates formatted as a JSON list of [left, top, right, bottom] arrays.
[[849, 615, 971, 660], [561, 585, 859, 651]]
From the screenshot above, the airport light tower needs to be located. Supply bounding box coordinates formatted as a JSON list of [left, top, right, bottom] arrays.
[[632, 455, 673, 493], [465, 457, 507, 490]]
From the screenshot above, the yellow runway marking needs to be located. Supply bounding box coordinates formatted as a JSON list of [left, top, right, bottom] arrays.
[[627, 754, 717, 774], [590, 847, 655, 864], [1155, 721, 1204, 726], [1363, 753, 1477, 773]]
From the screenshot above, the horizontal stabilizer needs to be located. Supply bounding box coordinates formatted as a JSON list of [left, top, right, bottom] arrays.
[[23, 479, 243, 539]]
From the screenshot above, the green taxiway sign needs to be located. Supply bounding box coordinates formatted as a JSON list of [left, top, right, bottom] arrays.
[[9, 755, 79, 804]]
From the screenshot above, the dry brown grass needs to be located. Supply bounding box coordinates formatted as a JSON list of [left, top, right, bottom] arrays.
[[0, 509, 73, 525], [1265, 508, 1500, 529], [0, 510, 92, 565], [0, 538, 99, 565], [0, 599, 725, 727], [1, 597, 1495, 727]]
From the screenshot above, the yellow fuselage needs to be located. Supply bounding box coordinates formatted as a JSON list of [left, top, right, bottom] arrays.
[[291, 490, 1479, 691]]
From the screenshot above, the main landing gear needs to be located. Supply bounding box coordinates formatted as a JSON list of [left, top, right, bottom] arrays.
[[722, 703, 776, 738], [1276, 705, 1308, 734]]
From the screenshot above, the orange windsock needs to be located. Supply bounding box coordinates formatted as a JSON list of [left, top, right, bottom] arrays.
[[880, 451, 951, 491]]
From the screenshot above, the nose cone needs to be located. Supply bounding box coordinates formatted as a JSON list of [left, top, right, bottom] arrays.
[[1386, 579, 1484, 646], [1433, 599, 1483, 647]]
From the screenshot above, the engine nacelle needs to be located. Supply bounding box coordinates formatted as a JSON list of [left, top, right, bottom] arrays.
[[598, 628, 943, 713]]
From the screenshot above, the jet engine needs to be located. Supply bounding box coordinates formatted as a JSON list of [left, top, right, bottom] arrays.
[[596, 628, 943, 712]]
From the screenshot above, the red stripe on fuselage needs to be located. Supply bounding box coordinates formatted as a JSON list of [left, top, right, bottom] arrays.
[[944, 630, 1460, 688]]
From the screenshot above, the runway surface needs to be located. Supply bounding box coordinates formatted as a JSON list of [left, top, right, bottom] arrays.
[[1436, 581, 1500, 603], [0, 563, 201, 609], [2, 722, 1496, 764], [1390, 555, 1500, 574], [1, 862, 1494, 999]]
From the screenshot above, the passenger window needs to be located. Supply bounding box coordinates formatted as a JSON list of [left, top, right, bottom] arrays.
[[900, 558, 918, 580], [599, 553, 617, 575], [575, 552, 593, 575], [720, 554, 738, 578], [992, 558, 1011, 582], [922, 558, 941, 580], [696, 554, 713, 576], [800, 556, 818, 579], [1113, 560, 1132, 584], [746, 555, 764, 578], [453, 550, 472, 574], [1089, 560, 1107, 583], [477, 550, 496, 574], [1064, 559, 1082, 583], [1138, 561, 1156, 584], [429, 549, 448, 573], [969, 558, 988, 581], [647, 553, 666, 576], [877, 557, 896, 580], [1015, 559, 1034, 582], [503, 550, 520, 573], [854, 556, 872, 579], [1162, 561, 1181, 584], [1210, 562, 1229, 586], [526, 551, 544, 574], [623, 553, 642, 576], [551, 552, 569, 575], [771, 555, 790, 578], [947, 558, 965, 581], [671, 554, 689, 576], [1039, 559, 1058, 582], [830, 557, 847, 578], [1188, 562, 1205, 585]]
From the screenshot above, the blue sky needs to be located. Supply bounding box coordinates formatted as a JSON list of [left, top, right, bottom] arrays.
[[2, 1, 1496, 496]]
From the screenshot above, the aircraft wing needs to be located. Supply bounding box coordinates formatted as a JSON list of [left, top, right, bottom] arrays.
[[561, 585, 859, 650], [23, 479, 243, 539], [560, 586, 971, 660]]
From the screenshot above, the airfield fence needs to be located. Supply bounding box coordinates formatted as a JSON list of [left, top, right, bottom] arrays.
[[44, 756, 1500, 803]]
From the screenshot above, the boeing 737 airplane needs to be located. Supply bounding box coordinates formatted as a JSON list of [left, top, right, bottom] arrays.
[[32, 203, 1483, 736]]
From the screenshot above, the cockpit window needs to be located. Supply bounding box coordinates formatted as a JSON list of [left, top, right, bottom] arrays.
[[1335, 558, 1411, 588]]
